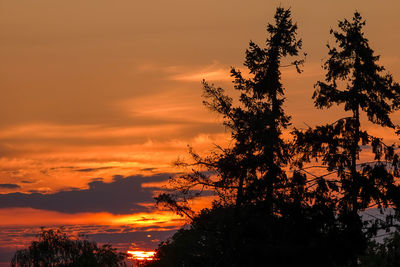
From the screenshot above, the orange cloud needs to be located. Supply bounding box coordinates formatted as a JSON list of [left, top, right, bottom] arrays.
[[0, 208, 185, 228], [137, 62, 232, 82], [170, 68, 231, 82]]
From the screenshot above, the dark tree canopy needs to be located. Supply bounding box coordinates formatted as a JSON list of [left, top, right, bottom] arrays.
[[146, 204, 354, 267], [152, 9, 400, 267], [360, 232, 400, 267], [294, 11, 400, 265], [152, 7, 353, 267], [314, 12, 400, 128], [11, 228, 127, 267], [157, 7, 306, 215], [296, 11, 400, 217]]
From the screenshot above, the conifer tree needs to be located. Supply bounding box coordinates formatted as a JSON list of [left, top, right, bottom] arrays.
[[294, 11, 400, 263], [157, 7, 305, 214], [151, 9, 399, 267]]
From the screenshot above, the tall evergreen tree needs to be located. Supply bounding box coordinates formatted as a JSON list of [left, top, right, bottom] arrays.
[[294, 11, 400, 264], [151, 8, 400, 267], [152, 8, 354, 267], [157, 7, 305, 214]]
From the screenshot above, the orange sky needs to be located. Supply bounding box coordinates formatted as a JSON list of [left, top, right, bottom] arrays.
[[1, 0, 400, 264]]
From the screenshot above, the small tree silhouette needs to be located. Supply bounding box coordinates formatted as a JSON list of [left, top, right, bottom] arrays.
[[11, 228, 127, 267]]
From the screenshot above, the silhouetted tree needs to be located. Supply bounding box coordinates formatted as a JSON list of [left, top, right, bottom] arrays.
[[152, 8, 400, 267], [11, 228, 126, 267], [148, 202, 356, 267], [152, 7, 357, 267], [294, 11, 400, 265], [157, 6, 305, 216]]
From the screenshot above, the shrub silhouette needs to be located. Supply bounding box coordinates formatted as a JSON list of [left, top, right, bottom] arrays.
[[11, 228, 126, 267]]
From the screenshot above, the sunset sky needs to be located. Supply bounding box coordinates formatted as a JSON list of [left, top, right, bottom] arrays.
[[1, 0, 400, 264]]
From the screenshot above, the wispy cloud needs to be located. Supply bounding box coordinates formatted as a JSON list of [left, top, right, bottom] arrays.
[[0, 208, 185, 228], [170, 68, 231, 82], [137, 61, 232, 82]]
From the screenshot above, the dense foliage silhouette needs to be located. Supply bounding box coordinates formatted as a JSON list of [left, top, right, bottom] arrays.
[[151, 8, 380, 267], [11, 228, 126, 267], [359, 232, 400, 267], [156, 6, 306, 219], [294, 11, 400, 265]]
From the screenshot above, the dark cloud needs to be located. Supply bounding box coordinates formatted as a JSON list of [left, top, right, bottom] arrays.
[[0, 184, 20, 189], [74, 166, 114, 173], [48, 166, 75, 171], [140, 167, 157, 172], [0, 246, 15, 264], [0, 174, 171, 214], [61, 187, 81, 191], [28, 189, 49, 194], [90, 178, 104, 182]]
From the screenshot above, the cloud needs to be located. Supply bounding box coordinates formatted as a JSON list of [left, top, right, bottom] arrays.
[[137, 61, 234, 83], [0, 208, 185, 229], [90, 178, 104, 182], [140, 167, 157, 172], [0, 131, 229, 194], [74, 166, 114, 172], [0, 246, 15, 264], [170, 68, 231, 82], [0, 174, 171, 214], [20, 181, 36, 184], [0, 184, 20, 189]]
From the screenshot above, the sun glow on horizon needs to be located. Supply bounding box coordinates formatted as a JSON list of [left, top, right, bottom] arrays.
[[127, 250, 156, 261]]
